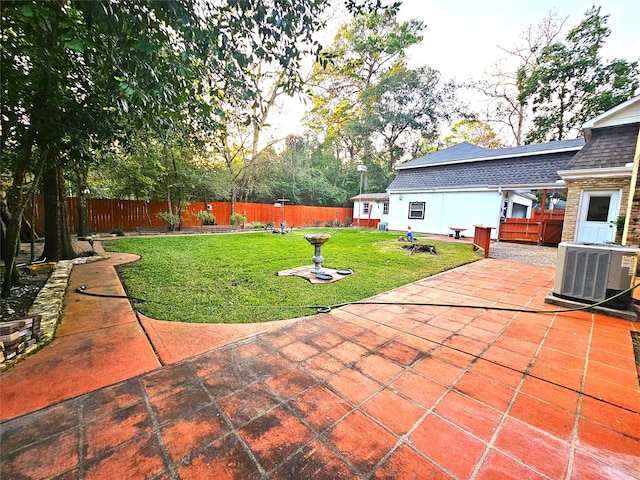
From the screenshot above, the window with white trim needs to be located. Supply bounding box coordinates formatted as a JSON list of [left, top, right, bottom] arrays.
[[383, 202, 389, 215], [362, 202, 370, 214], [408, 202, 425, 219]]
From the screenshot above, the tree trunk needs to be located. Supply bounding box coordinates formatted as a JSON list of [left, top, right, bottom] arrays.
[[230, 185, 236, 218], [1, 129, 38, 298], [1, 209, 22, 298], [76, 165, 90, 237], [42, 163, 75, 261]]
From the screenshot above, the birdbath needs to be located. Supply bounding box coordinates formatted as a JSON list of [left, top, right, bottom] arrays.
[[304, 234, 331, 274]]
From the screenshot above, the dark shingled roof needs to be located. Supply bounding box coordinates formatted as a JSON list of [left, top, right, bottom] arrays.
[[564, 123, 640, 170], [398, 138, 584, 169], [388, 150, 578, 191]]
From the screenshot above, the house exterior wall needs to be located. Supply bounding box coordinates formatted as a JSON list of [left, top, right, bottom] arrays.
[[561, 177, 630, 242], [387, 191, 503, 238], [625, 169, 640, 246]]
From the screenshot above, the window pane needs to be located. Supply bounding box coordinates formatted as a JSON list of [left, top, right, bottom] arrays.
[[383, 202, 389, 214], [586, 196, 610, 222], [408, 202, 425, 219], [363, 202, 370, 214]]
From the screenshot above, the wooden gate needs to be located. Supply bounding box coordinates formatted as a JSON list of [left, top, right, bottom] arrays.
[[498, 210, 564, 245]]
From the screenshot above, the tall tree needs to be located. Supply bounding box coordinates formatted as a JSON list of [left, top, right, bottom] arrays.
[[520, 6, 639, 143], [361, 64, 453, 173], [306, 6, 453, 185], [2, 0, 375, 297], [443, 120, 502, 148], [473, 11, 566, 146]]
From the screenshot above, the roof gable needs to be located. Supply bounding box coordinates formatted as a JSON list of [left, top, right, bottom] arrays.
[[582, 95, 640, 132]]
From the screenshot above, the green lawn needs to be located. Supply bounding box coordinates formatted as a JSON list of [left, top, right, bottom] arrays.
[[103, 229, 481, 324]]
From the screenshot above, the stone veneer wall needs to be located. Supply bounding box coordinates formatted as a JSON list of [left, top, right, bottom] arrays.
[[561, 177, 631, 243], [626, 172, 640, 247]]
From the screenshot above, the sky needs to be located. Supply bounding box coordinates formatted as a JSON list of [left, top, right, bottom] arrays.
[[398, 0, 639, 82], [274, 0, 639, 138]]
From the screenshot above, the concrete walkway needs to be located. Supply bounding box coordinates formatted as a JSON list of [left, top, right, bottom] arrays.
[[1, 247, 640, 479]]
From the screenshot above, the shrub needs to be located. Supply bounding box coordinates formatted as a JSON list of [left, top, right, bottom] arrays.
[[313, 219, 322, 227], [249, 222, 264, 229], [344, 217, 353, 226], [110, 229, 125, 236], [265, 221, 274, 229], [325, 219, 335, 227], [196, 210, 216, 225], [158, 212, 181, 230], [230, 213, 246, 227]]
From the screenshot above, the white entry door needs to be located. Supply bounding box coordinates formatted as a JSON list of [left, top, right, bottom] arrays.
[[575, 189, 621, 243]]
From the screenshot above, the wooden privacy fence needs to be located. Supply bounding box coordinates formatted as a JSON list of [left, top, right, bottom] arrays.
[[498, 210, 564, 245], [29, 197, 353, 234]]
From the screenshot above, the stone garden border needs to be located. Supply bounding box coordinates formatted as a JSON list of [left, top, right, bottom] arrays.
[[0, 253, 107, 371]]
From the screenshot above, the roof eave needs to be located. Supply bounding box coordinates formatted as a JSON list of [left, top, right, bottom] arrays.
[[558, 165, 633, 180], [388, 182, 566, 193]]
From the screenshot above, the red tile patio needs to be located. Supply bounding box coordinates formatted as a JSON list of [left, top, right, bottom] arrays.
[[1, 245, 640, 479]]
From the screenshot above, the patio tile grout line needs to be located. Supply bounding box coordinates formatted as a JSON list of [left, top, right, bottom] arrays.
[[341, 298, 640, 415], [133, 310, 165, 366], [77, 402, 87, 480], [139, 376, 181, 479], [186, 359, 270, 478], [564, 312, 594, 480], [339, 303, 497, 478], [468, 309, 560, 480], [326, 346, 463, 478], [344, 294, 614, 479], [285, 319, 468, 479]]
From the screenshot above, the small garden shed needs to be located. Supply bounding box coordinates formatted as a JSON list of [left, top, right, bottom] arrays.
[[350, 193, 389, 229]]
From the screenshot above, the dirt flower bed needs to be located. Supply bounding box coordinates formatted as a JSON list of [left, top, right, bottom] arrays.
[[0, 269, 51, 321], [1, 243, 50, 322]]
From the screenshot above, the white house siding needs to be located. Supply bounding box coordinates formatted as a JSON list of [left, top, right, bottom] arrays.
[[505, 193, 533, 219], [387, 191, 503, 239], [352, 200, 389, 223]]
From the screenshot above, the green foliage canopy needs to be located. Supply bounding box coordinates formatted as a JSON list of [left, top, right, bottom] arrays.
[[519, 6, 639, 143]]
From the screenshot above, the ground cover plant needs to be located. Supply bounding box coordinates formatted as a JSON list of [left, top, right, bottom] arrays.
[[103, 229, 480, 324]]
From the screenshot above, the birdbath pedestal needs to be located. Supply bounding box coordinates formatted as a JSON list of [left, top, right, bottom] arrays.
[[304, 234, 331, 274]]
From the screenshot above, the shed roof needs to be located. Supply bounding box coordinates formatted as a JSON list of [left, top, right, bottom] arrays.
[[397, 138, 584, 170], [350, 193, 389, 201]]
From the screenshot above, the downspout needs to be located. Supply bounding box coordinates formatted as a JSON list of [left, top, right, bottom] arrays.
[[496, 186, 505, 241], [622, 126, 640, 245]]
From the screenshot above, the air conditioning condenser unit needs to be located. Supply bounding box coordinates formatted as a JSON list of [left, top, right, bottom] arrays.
[[552, 242, 639, 310]]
